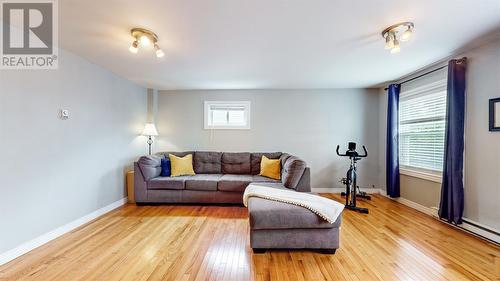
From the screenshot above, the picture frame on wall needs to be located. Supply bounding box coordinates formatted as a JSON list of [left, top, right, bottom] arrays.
[[489, 98, 500, 131]]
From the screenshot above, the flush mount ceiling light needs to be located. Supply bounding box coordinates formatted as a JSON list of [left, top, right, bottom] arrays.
[[382, 22, 414, 54], [129, 28, 165, 58]]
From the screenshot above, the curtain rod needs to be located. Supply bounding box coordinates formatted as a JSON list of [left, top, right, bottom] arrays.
[[384, 57, 467, 90], [384, 65, 447, 91]]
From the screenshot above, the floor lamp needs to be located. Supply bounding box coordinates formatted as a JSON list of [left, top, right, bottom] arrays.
[[142, 123, 159, 155]]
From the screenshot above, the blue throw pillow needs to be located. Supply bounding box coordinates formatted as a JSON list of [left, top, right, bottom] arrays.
[[161, 157, 171, 177]]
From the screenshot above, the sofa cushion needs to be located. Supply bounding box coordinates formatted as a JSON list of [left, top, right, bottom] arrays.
[[148, 176, 190, 190], [221, 152, 251, 174], [252, 175, 281, 183], [194, 152, 222, 174], [138, 155, 162, 181], [185, 174, 222, 191], [160, 157, 171, 177], [248, 197, 340, 230], [282, 156, 307, 189], [218, 174, 253, 192], [259, 156, 281, 180], [157, 151, 194, 159], [250, 152, 282, 175], [169, 154, 196, 177]]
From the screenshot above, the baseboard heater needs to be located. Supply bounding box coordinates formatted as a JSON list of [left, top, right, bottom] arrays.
[[460, 219, 500, 245], [429, 207, 499, 245]]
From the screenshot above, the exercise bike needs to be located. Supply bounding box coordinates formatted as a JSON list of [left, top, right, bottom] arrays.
[[336, 142, 370, 214]]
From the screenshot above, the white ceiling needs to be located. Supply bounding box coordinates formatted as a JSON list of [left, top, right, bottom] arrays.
[[59, 0, 500, 90]]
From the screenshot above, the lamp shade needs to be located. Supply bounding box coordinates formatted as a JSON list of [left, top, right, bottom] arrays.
[[142, 123, 158, 136]]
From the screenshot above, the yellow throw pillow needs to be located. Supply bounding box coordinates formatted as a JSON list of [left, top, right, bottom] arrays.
[[259, 156, 281, 180], [169, 154, 196, 177]]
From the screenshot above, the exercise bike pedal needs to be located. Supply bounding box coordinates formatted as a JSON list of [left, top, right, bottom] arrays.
[[358, 192, 371, 200]]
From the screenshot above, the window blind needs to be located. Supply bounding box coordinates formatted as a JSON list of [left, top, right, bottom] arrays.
[[204, 101, 251, 129], [399, 81, 447, 172], [209, 105, 246, 111]]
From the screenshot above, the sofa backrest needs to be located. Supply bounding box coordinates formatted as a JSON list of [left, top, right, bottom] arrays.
[[250, 152, 282, 175], [193, 151, 222, 174], [156, 151, 193, 158], [147, 151, 308, 189], [221, 152, 251, 174]]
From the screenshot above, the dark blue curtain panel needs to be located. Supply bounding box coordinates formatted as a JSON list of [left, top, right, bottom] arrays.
[[439, 58, 467, 224], [386, 84, 400, 198]]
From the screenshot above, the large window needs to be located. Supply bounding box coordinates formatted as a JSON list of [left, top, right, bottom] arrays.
[[204, 101, 251, 129], [399, 80, 447, 178]]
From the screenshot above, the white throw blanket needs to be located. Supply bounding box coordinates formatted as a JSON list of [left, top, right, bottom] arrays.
[[243, 184, 344, 224]]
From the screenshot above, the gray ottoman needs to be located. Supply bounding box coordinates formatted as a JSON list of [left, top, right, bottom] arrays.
[[247, 197, 341, 254]]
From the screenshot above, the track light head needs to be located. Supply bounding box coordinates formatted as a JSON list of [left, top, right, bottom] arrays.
[[384, 33, 395, 49], [400, 27, 413, 42], [390, 39, 401, 54], [129, 40, 139, 54], [139, 35, 151, 46], [154, 44, 165, 58]]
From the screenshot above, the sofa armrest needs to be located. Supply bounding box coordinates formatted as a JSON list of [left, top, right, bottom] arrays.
[[294, 167, 311, 192], [134, 162, 148, 203], [137, 155, 162, 181], [281, 155, 308, 190]]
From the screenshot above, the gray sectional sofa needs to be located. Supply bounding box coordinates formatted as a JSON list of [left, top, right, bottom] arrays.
[[134, 151, 311, 204]]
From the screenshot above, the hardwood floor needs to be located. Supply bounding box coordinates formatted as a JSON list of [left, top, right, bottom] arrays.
[[1, 194, 499, 281]]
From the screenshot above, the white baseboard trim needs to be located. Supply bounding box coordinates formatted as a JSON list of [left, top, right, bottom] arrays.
[[378, 192, 438, 217], [392, 197, 439, 217], [0, 197, 127, 266], [312, 188, 383, 194]]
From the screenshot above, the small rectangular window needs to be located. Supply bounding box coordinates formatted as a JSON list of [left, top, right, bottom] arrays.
[[204, 101, 251, 129]]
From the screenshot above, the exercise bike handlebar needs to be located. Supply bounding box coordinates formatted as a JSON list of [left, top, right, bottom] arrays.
[[359, 145, 368, 157], [336, 144, 368, 158], [336, 145, 346, 156]]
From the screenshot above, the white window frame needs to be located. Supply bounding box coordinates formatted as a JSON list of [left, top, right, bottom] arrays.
[[399, 79, 447, 183], [204, 101, 251, 130], [400, 167, 442, 183]]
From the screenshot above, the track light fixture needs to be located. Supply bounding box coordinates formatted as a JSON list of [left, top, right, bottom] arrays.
[[382, 22, 414, 54], [129, 28, 165, 58]]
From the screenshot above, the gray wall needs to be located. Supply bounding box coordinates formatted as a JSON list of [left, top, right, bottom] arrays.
[[463, 39, 500, 229], [378, 38, 500, 230], [0, 49, 147, 254], [156, 89, 381, 191]]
